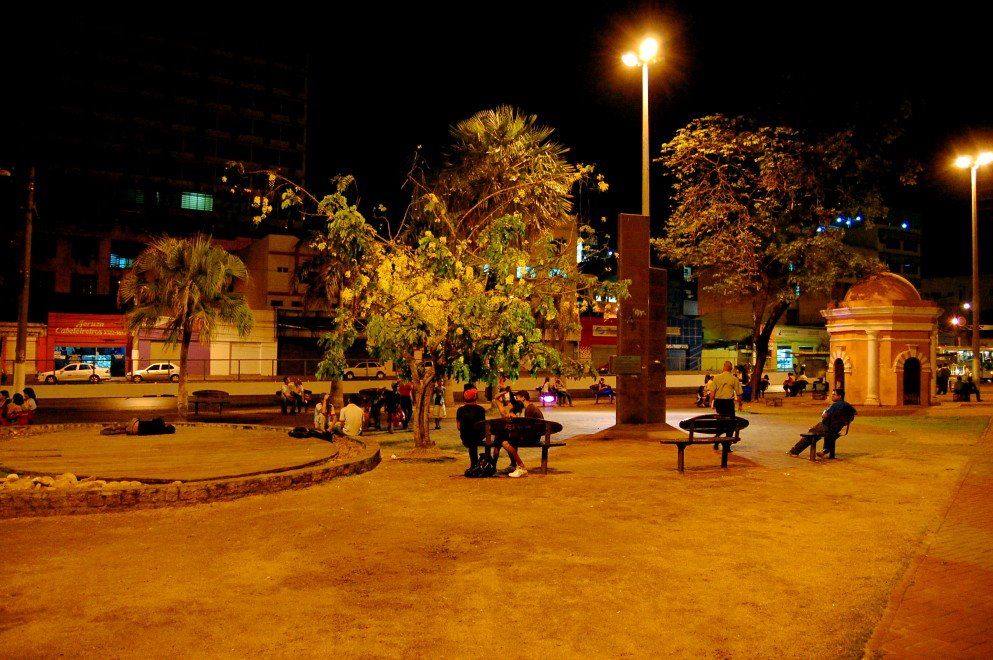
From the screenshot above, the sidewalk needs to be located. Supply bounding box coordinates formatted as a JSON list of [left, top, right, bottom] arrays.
[[862, 406, 993, 658]]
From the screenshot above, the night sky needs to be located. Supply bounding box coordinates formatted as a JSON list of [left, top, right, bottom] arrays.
[[300, 3, 992, 278], [10, 5, 993, 277]]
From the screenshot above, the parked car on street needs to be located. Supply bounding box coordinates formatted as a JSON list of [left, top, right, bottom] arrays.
[[128, 362, 180, 382], [343, 361, 392, 380], [36, 363, 111, 384]]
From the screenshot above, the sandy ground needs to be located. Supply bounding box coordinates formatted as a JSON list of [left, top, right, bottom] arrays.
[[0, 399, 989, 659]]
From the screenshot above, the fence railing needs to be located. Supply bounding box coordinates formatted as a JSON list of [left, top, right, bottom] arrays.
[[4, 356, 791, 386]]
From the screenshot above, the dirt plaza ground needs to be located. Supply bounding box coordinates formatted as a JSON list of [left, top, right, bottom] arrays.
[[1, 392, 991, 658]]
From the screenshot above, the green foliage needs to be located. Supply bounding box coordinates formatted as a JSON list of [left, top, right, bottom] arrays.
[[653, 114, 895, 388], [117, 234, 254, 413], [405, 105, 605, 243], [229, 106, 627, 448], [654, 115, 886, 303]]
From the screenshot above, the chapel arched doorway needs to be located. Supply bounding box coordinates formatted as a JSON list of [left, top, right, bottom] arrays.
[[833, 358, 845, 392], [903, 357, 921, 405]]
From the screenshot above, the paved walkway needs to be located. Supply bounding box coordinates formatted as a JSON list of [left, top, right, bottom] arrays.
[[863, 407, 993, 659], [5, 389, 993, 658]]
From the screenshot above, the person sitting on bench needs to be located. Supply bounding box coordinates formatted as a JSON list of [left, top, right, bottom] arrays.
[[788, 388, 857, 458]]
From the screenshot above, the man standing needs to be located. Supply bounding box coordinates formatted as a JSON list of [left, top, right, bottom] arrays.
[[707, 361, 742, 450], [788, 388, 857, 458], [936, 364, 951, 395], [397, 380, 414, 430]]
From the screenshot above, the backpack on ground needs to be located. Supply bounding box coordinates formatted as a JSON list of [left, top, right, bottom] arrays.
[[464, 453, 495, 478]]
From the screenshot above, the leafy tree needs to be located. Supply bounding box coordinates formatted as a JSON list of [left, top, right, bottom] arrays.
[[232, 107, 625, 450], [653, 114, 892, 391], [117, 234, 255, 414]]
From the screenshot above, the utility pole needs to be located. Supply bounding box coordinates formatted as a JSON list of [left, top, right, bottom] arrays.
[[13, 166, 34, 393]]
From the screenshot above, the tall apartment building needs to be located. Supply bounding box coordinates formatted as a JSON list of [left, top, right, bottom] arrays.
[[2, 26, 310, 321], [0, 27, 310, 376]]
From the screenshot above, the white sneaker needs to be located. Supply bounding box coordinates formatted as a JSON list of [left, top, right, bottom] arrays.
[[508, 467, 528, 478]]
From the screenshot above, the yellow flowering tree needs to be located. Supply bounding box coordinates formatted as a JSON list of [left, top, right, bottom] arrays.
[[229, 106, 627, 449]]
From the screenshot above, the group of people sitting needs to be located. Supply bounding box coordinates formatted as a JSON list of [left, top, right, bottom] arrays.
[[538, 376, 574, 406], [456, 384, 546, 478], [309, 392, 366, 440], [278, 376, 310, 415], [781, 373, 810, 397], [951, 375, 983, 402], [1, 388, 38, 426]]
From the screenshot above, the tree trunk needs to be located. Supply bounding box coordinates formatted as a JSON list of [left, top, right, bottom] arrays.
[[748, 301, 789, 394], [411, 377, 436, 450], [329, 379, 343, 410], [177, 329, 192, 415]]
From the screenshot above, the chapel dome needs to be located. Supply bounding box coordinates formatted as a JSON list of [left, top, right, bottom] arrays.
[[842, 272, 922, 304]]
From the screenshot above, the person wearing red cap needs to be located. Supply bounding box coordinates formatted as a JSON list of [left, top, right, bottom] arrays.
[[456, 385, 487, 475]]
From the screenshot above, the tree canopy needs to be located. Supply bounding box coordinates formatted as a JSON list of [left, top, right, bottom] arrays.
[[652, 114, 892, 387], [117, 234, 254, 414], [231, 106, 626, 449]]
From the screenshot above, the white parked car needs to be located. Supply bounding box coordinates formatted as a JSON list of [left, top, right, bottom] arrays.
[[37, 363, 111, 384], [128, 362, 180, 382], [343, 361, 392, 380]]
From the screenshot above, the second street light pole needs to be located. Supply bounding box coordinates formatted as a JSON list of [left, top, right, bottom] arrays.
[[956, 152, 992, 382], [640, 55, 649, 216], [623, 37, 658, 218]]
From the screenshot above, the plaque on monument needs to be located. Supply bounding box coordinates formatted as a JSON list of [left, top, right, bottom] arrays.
[[612, 355, 642, 375]]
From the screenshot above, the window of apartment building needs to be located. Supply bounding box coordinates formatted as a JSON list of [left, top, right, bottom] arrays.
[[109, 240, 144, 270], [32, 238, 58, 263], [109, 253, 134, 269], [72, 237, 100, 265], [30, 271, 55, 298], [71, 273, 99, 296], [126, 188, 145, 205], [180, 191, 214, 212]]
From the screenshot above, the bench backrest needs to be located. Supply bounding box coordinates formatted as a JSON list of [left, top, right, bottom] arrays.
[[193, 390, 229, 398], [475, 417, 564, 444], [678, 414, 749, 439]]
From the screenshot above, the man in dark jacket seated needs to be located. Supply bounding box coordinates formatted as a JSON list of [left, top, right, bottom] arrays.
[[788, 389, 856, 458]]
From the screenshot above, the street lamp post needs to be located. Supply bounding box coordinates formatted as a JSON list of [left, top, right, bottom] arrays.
[[955, 152, 993, 381], [622, 37, 659, 217]]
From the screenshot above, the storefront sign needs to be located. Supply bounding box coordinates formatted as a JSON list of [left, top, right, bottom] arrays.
[[48, 313, 127, 343]]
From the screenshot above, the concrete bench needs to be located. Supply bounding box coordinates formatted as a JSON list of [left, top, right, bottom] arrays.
[[660, 413, 750, 473], [191, 390, 230, 415], [765, 391, 786, 407], [274, 388, 314, 413]]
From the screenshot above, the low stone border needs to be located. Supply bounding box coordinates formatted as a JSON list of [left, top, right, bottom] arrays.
[[0, 424, 381, 519]]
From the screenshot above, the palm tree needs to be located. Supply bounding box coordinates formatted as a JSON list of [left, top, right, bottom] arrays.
[[117, 234, 255, 414], [406, 105, 580, 243]]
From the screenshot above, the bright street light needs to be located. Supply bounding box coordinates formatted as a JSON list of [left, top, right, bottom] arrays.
[[955, 151, 993, 380], [622, 37, 659, 217]]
